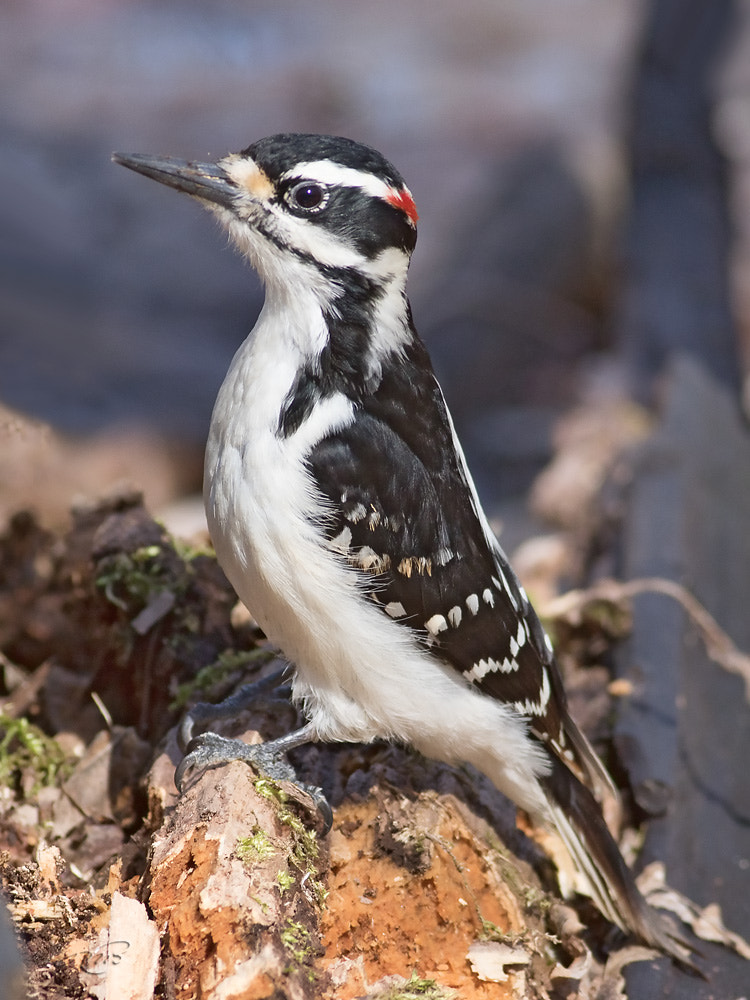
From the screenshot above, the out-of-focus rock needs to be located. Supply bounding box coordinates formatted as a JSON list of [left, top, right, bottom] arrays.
[[0, 404, 201, 530]]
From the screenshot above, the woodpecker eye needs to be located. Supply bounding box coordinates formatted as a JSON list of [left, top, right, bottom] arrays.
[[286, 181, 328, 213]]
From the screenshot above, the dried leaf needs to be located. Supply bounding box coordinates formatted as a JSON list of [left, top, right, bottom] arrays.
[[638, 862, 750, 960], [467, 940, 531, 983]]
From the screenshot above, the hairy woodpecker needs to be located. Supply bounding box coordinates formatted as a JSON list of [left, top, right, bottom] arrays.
[[114, 134, 691, 963]]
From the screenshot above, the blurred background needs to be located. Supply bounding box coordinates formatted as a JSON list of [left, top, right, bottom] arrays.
[[1, 0, 749, 534]]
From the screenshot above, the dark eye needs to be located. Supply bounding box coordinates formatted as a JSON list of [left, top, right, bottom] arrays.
[[287, 181, 327, 212]]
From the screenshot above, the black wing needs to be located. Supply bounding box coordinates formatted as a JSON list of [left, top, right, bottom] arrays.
[[306, 334, 693, 960], [305, 334, 573, 758]]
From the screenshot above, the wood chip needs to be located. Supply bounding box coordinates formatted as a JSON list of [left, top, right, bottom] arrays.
[[75, 893, 159, 1000]]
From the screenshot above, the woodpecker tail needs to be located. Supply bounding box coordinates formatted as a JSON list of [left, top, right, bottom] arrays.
[[540, 756, 699, 970]]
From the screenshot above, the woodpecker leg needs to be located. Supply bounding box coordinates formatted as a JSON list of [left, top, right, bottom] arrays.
[[177, 667, 289, 751], [175, 678, 333, 830]]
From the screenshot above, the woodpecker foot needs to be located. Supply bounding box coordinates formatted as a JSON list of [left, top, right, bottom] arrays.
[[177, 667, 289, 752], [175, 727, 333, 832]]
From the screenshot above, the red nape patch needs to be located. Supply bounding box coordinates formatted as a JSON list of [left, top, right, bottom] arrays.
[[385, 187, 418, 226]]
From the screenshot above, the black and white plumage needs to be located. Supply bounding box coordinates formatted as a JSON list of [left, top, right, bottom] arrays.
[[114, 134, 691, 963]]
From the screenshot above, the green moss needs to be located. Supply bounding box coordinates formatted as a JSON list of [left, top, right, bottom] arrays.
[[96, 544, 178, 612], [280, 919, 316, 980], [170, 536, 214, 562], [307, 876, 328, 909], [0, 714, 72, 794], [170, 647, 274, 709], [378, 971, 456, 999], [254, 777, 327, 908], [236, 828, 276, 864], [485, 836, 548, 918], [521, 885, 552, 915], [276, 869, 294, 895], [478, 917, 509, 941]]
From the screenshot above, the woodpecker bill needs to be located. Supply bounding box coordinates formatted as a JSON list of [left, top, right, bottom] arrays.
[[114, 134, 692, 964]]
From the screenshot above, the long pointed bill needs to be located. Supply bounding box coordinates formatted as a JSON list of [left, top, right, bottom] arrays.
[[112, 152, 238, 209]]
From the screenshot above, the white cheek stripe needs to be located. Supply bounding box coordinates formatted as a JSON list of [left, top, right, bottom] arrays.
[[281, 159, 407, 205]]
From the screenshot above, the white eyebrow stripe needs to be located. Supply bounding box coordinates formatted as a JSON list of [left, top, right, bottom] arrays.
[[281, 159, 399, 202]]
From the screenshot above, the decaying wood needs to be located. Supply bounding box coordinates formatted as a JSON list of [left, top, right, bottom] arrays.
[[144, 738, 328, 1000], [140, 731, 563, 1000]]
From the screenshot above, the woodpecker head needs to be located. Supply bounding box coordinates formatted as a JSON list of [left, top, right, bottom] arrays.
[[114, 134, 421, 398], [113, 133, 418, 293]]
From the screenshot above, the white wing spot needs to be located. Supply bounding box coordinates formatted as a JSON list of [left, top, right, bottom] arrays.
[[482, 588, 495, 608], [347, 502, 367, 524], [512, 668, 551, 717], [448, 605, 462, 628], [435, 547, 454, 566], [509, 636, 519, 657], [328, 525, 352, 553], [385, 601, 406, 619], [353, 547, 391, 573], [357, 545, 377, 566], [495, 565, 519, 611], [540, 667, 551, 711], [516, 620, 526, 648], [425, 613, 449, 636], [513, 698, 541, 716], [464, 656, 518, 684], [544, 633, 554, 653], [464, 658, 496, 683], [466, 593, 480, 616]]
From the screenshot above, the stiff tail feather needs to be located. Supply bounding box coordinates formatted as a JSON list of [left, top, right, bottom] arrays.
[[540, 757, 699, 971]]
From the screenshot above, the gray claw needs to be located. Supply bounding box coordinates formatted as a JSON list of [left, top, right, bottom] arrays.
[[175, 732, 295, 790], [174, 729, 334, 832], [309, 788, 334, 833]]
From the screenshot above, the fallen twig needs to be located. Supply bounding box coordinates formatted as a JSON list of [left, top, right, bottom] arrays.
[[544, 577, 750, 700]]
